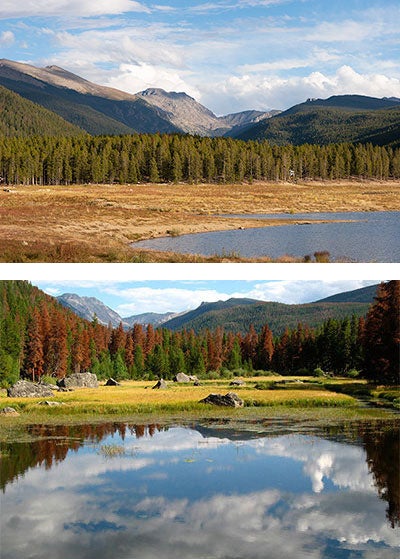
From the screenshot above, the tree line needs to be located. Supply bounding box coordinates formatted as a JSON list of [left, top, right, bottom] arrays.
[[1, 133, 399, 185], [1, 281, 398, 387]]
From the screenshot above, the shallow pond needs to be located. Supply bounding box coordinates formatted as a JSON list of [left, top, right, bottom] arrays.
[[132, 211, 400, 262], [1, 418, 399, 558]]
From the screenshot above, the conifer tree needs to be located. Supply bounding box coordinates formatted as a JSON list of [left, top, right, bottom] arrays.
[[363, 281, 400, 384]]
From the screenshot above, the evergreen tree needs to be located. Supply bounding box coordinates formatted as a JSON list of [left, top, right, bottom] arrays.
[[363, 281, 400, 384]]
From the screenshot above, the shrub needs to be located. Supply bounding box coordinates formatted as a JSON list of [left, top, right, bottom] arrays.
[[313, 367, 325, 377], [297, 367, 311, 376], [40, 375, 57, 385], [254, 381, 276, 390], [344, 368, 360, 378]]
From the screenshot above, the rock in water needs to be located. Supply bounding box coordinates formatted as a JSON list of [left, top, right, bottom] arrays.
[[7, 380, 54, 398], [199, 392, 244, 408], [57, 372, 99, 389]]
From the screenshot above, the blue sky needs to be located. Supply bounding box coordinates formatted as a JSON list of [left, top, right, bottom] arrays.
[[33, 277, 379, 317], [0, 0, 399, 113]]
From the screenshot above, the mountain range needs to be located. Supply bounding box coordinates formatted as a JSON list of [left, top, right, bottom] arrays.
[[1, 58, 398, 146], [0, 59, 275, 138], [57, 284, 378, 335]]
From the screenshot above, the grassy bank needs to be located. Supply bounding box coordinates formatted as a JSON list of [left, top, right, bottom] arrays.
[[1, 180, 398, 262], [1, 377, 398, 433]]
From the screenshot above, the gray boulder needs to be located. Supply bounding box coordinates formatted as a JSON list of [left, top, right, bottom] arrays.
[[7, 380, 54, 398], [152, 379, 168, 390], [199, 392, 244, 408], [174, 372, 191, 383], [38, 400, 63, 406], [57, 372, 98, 389], [0, 406, 19, 415], [230, 379, 245, 386]]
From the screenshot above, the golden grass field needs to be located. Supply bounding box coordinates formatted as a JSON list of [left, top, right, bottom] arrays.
[[1, 179, 399, 262], [0, 377, 381, 415]]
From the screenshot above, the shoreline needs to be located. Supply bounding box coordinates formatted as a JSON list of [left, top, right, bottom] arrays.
[[0, 180, 398, 262]]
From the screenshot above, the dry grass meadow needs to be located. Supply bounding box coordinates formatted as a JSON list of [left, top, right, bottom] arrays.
[[0, 179, 399, 262], [0, 377, 359, 417]]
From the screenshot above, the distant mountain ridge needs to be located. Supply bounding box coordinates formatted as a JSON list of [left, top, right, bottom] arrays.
[[56, 284, 379, 336], [57, 293, 180, 329], [0, 59, 276, 137], [57, 293, 128, 329], [234, 95, 400, 146]]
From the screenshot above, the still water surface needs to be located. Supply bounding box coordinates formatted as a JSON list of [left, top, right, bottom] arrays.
[[132, 211, 400, 261], [1, 419, 399, 559]]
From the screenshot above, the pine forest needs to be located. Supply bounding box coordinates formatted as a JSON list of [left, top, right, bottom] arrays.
[[1, 133, 399, 185], [1, 281, 398, 388]]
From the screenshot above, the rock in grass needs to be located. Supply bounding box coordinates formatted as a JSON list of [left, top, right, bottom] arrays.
[[0, 407, 19, 415], [230, 379, 245, 386], [7, 380, 54, 398], [105, 378, 120, 386], [152, 379, 168, 389], [57, 372, 98, 389], [174, 372, 199, 383], [199, 392, 244, 408], [38, 400, 63, 406], [173, 372, 191, 383]]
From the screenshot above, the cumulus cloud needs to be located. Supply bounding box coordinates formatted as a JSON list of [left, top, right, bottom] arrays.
[[203, 65, 400, 112], [253, 435, 375, 493], [106, 62, 200, 98]]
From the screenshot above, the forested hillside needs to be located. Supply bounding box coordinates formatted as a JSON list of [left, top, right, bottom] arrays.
[[0, 133, 399, 185], [316, 284, 378, 303], [1, 281, 398, 386], [0, 86, 83, 137], [235, 106, 400, 147], [162, 298, 371, 335]]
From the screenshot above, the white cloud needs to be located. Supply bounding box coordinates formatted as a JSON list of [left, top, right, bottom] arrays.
[[113, 286, 232, 315], [203, 65, 400, 112], [106, 63, 200, 98], [232, 280, 378, 305], [305, 19, 378, 43], [0, 0, 150, 18], [0, 30, 14, 45]]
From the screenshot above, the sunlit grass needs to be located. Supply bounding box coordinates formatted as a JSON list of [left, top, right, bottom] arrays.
[[1, 377, 357, 415]]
